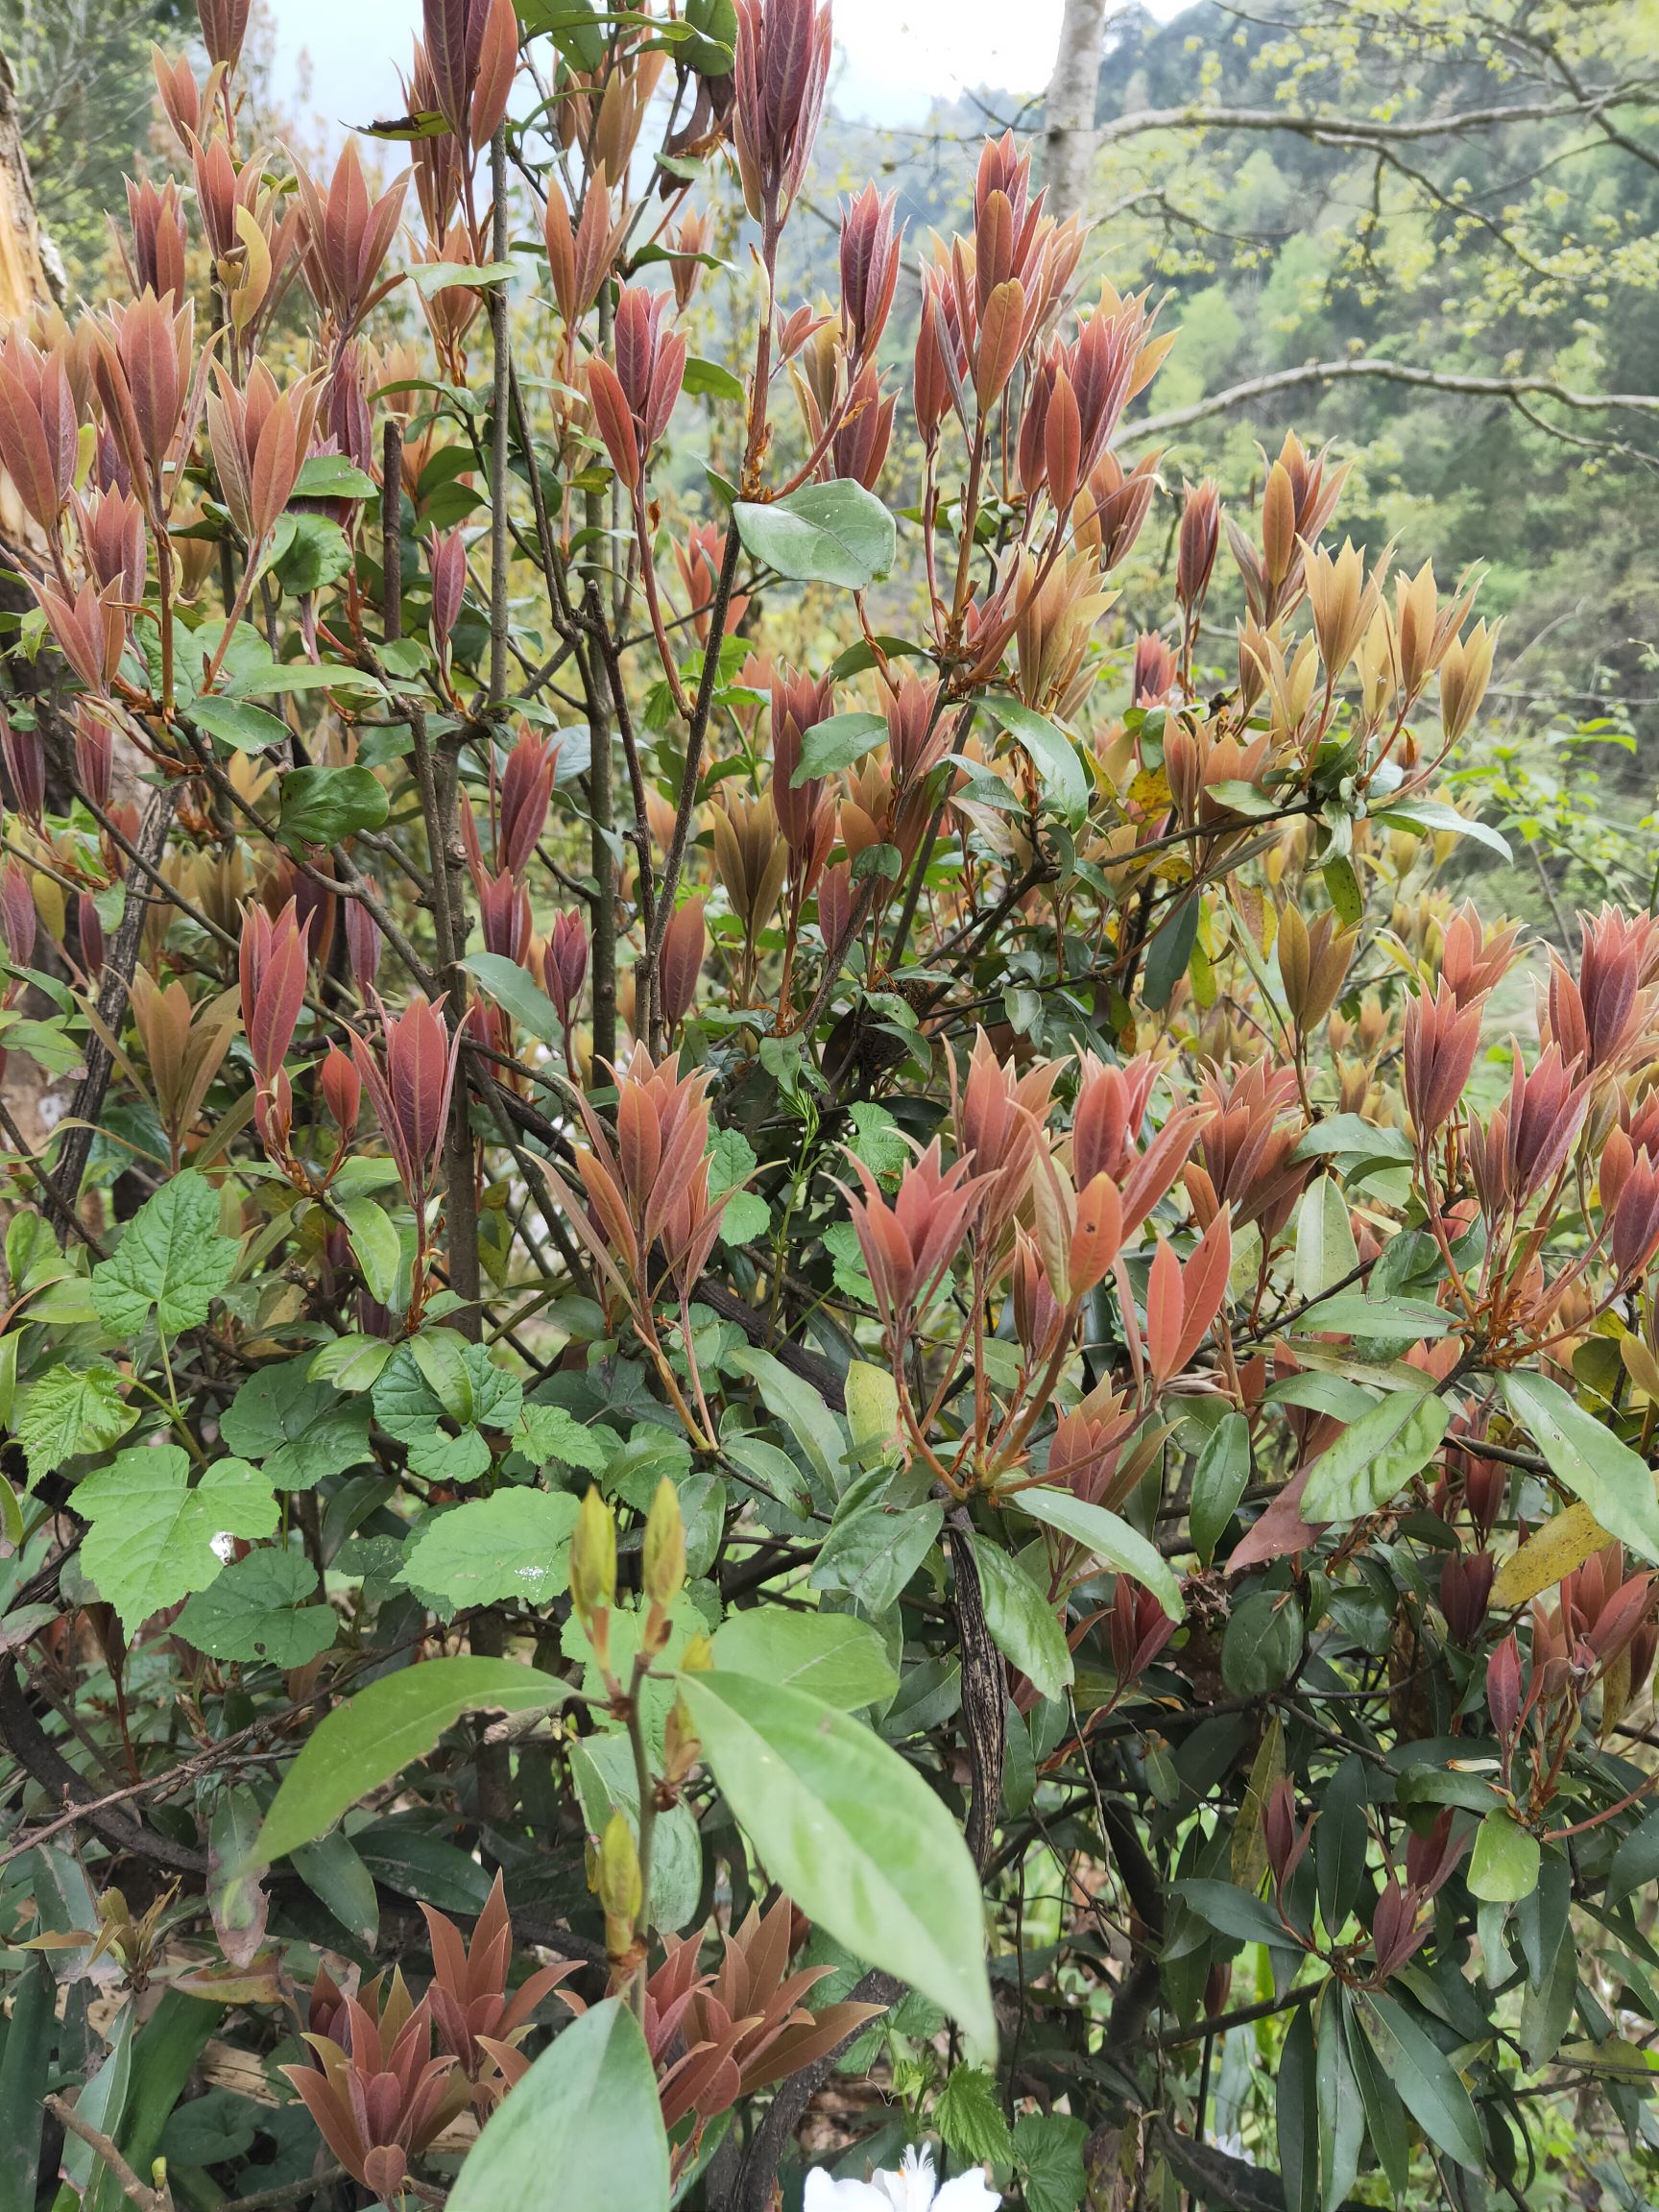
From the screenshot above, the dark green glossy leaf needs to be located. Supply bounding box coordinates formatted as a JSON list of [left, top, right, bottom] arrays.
[[1355, 1989, 1483, 2173], [1279, 1997, 1317, 2212], [276, 764, 389, 851]]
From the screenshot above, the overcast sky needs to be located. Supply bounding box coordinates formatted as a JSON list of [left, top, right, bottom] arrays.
[[269, 0, 1138, 135]]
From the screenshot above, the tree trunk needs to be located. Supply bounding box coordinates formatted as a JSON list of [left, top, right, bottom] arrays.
[[1044, 0, 1109, 221]]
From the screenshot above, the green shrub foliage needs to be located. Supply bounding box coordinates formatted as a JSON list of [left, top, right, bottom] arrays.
[[0, 1, 1655, 2204]]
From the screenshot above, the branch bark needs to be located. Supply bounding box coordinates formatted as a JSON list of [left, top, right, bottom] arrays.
[[1123, 353, 1659, 447], [43, 2094, 171, 2212], [0, 1654, 207, 1878], [1094, 85, 1659, 152]]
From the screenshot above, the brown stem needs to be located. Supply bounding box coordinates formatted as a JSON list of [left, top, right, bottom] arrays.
[[720, 1970, 902, 2212], [382, 417, 403, 642], [53, 779, 180, 1221], [0, 1094, 104, 1252], [469, 1608, 513, 1841], [435, 730, 481, 1341], [644, 520, 742, 984], [0, 1656, 207, 1878], [585, 295, 618, 1078], [43, 2093, 171, 2212], [487, 126, 512, 710], [950, 1518, 1006, 1871]]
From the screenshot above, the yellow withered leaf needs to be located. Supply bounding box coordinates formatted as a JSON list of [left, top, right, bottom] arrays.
[[1621, 1333, 1659, 1404], [1128, 767, 1172, 816], [1491, 1500, 1611, 1611], [1230, 1714, 1285, 1897]]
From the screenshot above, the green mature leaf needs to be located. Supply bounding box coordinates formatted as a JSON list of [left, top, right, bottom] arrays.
[[726, 1345, 845, 1494], [680, 1671, 995, 2048], [709, 1609, 899, 1708], [231, 660, 383, 700], [794, 710, 889, 781], [1355, 1990, 1484, 2172], [191, 694, 290, 752], [60, 2003, 132, 2200], [291, 1830, 379, 1947], [292, 452, 382, 498], [373, 1341, 522, 1483], [400, 1489, 580, 1612], [1300, 1390, 1451, 1524], [682, 358, 744, 403], [1317, 1990, 1364, 2212], [175, 1548, 337, 1667], [937, 2063, 1013, 2170], [1221, 1587, 1303, 1695], [90, 1170, 239, 1337], [980, 694, 1088, 826], [13, 1363, 134, 1487], [1171, 1879, 1298, 1952], [1502, 1370, 1659, 1564], [1143, 892, 1201, 1010], [1520, 1913, 1577, 2070], [732, 480, 896, 589], [404, 259, 517, 299], [706, 1126, 768, 1244], [1606, 1803, 1659, 1909], [463, 951, 562, 1043], [255, 1656, 569, 1863], [1294, 1177, 1359, 1302], [1376, 797, 1511, 858], [220, 1358, 373, 1490], [310, 1333, 394, 1392], [276, 764, 389, 850], [160, 2091, 256, 2168], [1012, 2113, 1089, 2212], [1323, 853, 1363, 927], [1395, 1765, 1506, 1815], [1289, 1292, 1454, 1339], [1279, 1998, 1317, 2212], [844, 1360, 900, 1459], [0, 1954, 52, 2210], [340, 1195, 402, 1304], [1291, 1116, 1414, 1166], [723, 1434, 813, 1513], [1013, 1487, 1184, 1619], [682, 0, 737, 71], [354, 1821, 493, 1912], [1315, 1754, 1370, 1936], [271, 513, 352, 594], [448, 1999, 668, 2212], [517, 1400, 616, 1474], [1347, 1994, 1410, 2196], [969, 1536, 1073, 1702], [77, 1448, 278, 1636], [1190, 1411, 1250, 1566], [811, 1500, 943, 1614], [1468, 1811, 1542, 1903]]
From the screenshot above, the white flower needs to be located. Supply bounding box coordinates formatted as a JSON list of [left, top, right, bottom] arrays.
[[804, 2144, 1000, 2212]]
